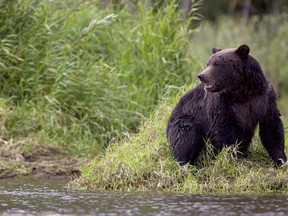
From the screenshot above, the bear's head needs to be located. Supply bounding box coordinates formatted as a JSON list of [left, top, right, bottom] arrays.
[[198, 44, 267, 95]]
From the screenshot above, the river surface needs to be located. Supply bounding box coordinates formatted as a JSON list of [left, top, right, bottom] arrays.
[[0, 178, 287, 215]]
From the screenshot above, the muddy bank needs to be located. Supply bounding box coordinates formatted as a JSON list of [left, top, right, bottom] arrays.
[[0, 138, 82, 179]]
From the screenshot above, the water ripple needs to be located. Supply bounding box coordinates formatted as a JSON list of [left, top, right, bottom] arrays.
[[0, 178, 287, 216]]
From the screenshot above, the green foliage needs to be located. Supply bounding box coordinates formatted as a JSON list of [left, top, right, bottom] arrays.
[[70, 86, 288, 194], [1, 0, 288, 185], [0, 0, 199, 154]]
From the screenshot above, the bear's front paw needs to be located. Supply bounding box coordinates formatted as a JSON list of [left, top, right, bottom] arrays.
[[277, 158, 287, 167]]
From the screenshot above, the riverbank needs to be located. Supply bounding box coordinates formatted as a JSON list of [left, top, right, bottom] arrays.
[[1, 1, 288, 194], [69, 88, 288, 194], [0, 1, 200, 181], [0, 138, 82, 179], [0, 1, 194, 179]]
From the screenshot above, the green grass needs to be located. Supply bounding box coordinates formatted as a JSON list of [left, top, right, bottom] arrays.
[[0, 0, 200, 157], [1, 1, 288, 188], [69, 85, 288, 194]]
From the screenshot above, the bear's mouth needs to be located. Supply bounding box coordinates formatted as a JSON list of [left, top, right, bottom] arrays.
[[204, 83, 213, 91], [204, 83, 222, 92]]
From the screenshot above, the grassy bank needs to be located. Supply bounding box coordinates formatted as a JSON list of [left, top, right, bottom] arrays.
[[69, 85, 288, 194], [0, 0, 201, 178], [69, 14, 288, 193], [1, 0, 288, 184]]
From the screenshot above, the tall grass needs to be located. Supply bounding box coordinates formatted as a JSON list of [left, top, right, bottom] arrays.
[[0, 0, 201, 155]]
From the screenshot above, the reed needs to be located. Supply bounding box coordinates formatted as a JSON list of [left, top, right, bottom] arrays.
[[0, 0, 199, 155]]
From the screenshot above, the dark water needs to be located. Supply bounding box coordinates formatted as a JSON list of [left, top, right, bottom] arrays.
[[0, 178, 287, 216]]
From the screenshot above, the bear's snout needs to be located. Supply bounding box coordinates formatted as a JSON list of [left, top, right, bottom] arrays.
[[198, 73, 205, 82]]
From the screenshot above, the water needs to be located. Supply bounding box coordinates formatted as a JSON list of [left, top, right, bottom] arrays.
[[0, 178, 287, 216]]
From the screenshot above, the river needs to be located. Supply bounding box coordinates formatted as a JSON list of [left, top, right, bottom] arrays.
[[0, 178, 287, 215]]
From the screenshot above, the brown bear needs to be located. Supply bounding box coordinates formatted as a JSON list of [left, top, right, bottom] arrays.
[[166, 44, 287, 166]]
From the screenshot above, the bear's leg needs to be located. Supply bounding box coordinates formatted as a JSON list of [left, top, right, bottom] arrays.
[[168, 121, 205, 165], [236, 134, 254, 158], [210, 126, 241, 156], [259, 112, 287, 166]]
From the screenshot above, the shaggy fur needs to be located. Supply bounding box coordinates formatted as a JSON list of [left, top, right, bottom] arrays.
[[167, 44, 287, 166]]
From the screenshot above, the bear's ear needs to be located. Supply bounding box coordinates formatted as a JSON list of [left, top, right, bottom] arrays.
[[235, 44, 250, 59], [212, 47, 221, 54]]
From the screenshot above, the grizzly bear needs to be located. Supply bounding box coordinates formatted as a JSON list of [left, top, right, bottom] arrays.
[[167, 44, 287, 166]]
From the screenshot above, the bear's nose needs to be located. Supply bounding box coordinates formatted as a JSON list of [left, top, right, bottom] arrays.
[[198, 74, 204, 82]]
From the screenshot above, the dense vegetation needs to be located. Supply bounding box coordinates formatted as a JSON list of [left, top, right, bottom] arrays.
[[0, 0, 199, 158], [0, 0, 287, 191]]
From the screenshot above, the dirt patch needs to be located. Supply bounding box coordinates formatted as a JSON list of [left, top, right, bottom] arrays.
[[0, 138, 82, 179]]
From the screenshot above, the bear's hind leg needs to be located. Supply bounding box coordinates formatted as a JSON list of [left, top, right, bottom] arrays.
[[167, 120, 205, 165]]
